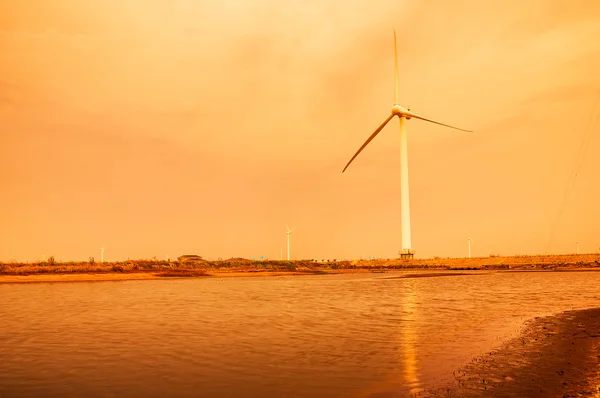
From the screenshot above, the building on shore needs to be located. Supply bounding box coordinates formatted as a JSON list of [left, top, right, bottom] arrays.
[[177, 255, 203, 262]]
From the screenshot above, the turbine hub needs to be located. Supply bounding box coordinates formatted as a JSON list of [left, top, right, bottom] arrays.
[[392, 104, 409, 117]]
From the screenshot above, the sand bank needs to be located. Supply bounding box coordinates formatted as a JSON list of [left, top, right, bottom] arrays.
[[0, 272, 161, 283], [0, 269, 348, 283], [1, 267, 598, 284], [382, 272, 481, 279], [428, 308, 600, 397]]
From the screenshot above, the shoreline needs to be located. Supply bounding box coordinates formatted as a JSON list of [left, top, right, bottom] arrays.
[[427, 307, 600, 397], [1, 253, 599, 284], [2, 266, 600, 284], [0, 269, 368, 284]]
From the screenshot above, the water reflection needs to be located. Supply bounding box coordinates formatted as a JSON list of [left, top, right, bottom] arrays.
[[400, 282, 420, 394]]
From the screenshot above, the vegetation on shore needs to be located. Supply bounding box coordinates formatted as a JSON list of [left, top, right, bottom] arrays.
[[0, 258, 333, 277], [1, 253, 599, 278]]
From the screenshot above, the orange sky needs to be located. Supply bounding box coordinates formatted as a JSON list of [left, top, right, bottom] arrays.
[[1, 0, 600, 262]]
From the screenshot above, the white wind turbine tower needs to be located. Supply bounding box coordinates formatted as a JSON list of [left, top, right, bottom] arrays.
[[342, 30, 472, 258], [100, 246, 105, 263], [285, 225, 294, 261], [468, 237, 473, 258]]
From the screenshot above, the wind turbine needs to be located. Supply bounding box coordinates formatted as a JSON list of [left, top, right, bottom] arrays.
[[100, 247, 105, 263], [342, 30, 472, 258], [468, 237, 473, 259], [285, 225, 294, 261]]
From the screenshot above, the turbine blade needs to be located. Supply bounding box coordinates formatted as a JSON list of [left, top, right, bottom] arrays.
[[285, 224, 291, 233], [342, 114, 394, 173], [394, 29, 399, 104], [404, 110, 472, 132]]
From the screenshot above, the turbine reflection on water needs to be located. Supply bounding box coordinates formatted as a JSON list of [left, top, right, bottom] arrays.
[[400, 284, 421, 394]]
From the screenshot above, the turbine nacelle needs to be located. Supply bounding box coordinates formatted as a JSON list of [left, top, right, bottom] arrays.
[[392, 104, 412, 119]]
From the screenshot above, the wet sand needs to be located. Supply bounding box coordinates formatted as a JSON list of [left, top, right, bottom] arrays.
[[1, 268, 597, 284], [428, 308, 600, 397], [382, 272, 479, 279], [0, 272, 162, 283], [0, 269, 345, 283]]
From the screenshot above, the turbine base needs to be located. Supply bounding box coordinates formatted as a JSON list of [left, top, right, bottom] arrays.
[[399, 249, 414, 261]]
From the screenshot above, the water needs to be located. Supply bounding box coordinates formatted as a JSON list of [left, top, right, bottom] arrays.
[[1, 271, 599, 397]]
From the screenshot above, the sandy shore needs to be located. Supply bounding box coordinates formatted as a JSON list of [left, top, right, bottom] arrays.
[[0, 272, 162, 283], [1, 267, 599, 284], [0, 269, 352, 283], [428, 308, 600, 397]]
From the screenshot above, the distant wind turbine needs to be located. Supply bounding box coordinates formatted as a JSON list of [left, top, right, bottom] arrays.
[[285, 225, 294, 261], [342, 30, 472, 257], [468, 237, 473, 259], [100, 247, 105, 263]]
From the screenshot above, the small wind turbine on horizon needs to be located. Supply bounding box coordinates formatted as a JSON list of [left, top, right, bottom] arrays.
[[468, 237, 473, 259], [100, 247, 105, 263], [285, 225, 294, 261], [342, 30, 472, 257]]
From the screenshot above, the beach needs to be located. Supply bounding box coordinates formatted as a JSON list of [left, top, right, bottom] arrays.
[[429, 308, 600, 397], [0, 269, 344, 283]]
